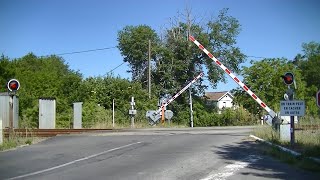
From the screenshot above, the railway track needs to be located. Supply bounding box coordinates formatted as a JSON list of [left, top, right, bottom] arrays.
[[2, 125, 319, 138], [3, 128, 118, 138], [295, 124, 320, 131]]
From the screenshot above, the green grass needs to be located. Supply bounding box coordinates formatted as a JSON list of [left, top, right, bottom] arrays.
[[1, 130, 45, 151], [253, 120, 320, 172], [0, 137, 33, 151], [259, 143, 320, 172]]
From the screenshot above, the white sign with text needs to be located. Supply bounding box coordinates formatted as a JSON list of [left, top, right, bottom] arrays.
[[280, 100, 305, 116]]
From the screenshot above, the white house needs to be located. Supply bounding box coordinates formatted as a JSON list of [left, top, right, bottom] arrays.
[[205, 91, 235, 113]]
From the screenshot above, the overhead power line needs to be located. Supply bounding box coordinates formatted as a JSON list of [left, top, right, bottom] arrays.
[[246, 55, 268, 59], [55, 46, 117, 56], [38, 44, 268, 60], [104, 61, 126, 76]]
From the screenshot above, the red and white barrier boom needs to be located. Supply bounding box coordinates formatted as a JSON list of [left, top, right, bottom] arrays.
[[147, 72, 204, 124], [155, 72, 204, 114], [189, 35, 277, 118]]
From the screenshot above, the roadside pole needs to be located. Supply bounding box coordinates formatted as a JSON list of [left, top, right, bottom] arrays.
[[161, 103, 165, 125], [189, 87, 193, 128], [9, 95, 14, 138], [112, 99, 115, 128], [129, 97, 136, 128], [290, 115, 295, 147], [289, 89, 295, 147]]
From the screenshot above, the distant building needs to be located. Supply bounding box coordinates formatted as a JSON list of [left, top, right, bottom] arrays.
[[204, 91, 235, 113]]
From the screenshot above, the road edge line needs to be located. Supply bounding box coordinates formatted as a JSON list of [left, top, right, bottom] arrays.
[[249, 134, 320, 164]]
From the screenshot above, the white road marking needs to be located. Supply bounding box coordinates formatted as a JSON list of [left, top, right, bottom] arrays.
[[7, 142, 142, 180], [200, 155, 261, 180]]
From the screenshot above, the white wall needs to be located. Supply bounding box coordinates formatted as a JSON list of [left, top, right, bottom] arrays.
[[217, 94, 233, 110]]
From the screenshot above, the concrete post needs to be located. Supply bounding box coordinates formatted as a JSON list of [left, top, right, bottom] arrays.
[[73, 102, 83, 129]]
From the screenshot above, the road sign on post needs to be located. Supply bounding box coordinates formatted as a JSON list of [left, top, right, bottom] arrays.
[[280, 100, 305, 116]]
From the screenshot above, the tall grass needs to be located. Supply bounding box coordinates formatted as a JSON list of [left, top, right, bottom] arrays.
[[253, 115, 320, 157]]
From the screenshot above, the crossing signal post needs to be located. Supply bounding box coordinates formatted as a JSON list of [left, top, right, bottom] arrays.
[[6, 79, 20, 133], [280, 72, 296, 147]]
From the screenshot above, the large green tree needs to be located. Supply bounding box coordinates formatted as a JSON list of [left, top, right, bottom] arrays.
[[117, 25, 160, 86], [118, 9, 246, 97], [0, 55, 15, 91], [298, 42, 320, 90], [295, 42, 320, 116]]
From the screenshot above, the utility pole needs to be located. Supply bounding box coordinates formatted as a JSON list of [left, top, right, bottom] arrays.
[[148, 40, 151, 99], [189, 87, 193, 128], [112, 99, 115, 128]]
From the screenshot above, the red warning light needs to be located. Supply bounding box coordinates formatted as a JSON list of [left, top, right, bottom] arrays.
[[281, 72, 294, 85], [7, 79, 20, 91]]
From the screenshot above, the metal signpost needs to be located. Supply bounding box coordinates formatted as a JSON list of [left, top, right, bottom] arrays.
[[129, 97, 137, 128], [7, 79, 20, 137]]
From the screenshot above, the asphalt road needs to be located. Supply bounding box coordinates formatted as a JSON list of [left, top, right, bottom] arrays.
[[0, 126, 319, 180]]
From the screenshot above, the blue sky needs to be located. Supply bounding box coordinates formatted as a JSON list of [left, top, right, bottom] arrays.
[[1, 0, 319, 92]]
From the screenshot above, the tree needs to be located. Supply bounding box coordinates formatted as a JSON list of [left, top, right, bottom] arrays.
[[118, 9, 245, 95], [0, 55, 15, 91], [296, 42, 320, 116], [233, 58, 306, 115], [117, 25, 160, 85], [297, 42, 320, 90], [3, 53, 84, 128]]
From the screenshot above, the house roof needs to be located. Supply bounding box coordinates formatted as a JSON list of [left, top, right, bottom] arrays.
[[205, 91, 233, 101]]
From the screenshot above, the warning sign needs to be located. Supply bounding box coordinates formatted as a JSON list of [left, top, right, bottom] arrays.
[[280, 100, 305, 116]]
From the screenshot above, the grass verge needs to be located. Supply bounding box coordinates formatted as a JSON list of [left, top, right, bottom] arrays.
[[1, 131, 46, 151], [253, 125, 320, 172], [258, 143, 320, 172]]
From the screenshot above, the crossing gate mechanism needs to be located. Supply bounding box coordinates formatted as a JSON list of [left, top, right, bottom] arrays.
[[146, 72, 204, 125], [189, 35, 278, 125]]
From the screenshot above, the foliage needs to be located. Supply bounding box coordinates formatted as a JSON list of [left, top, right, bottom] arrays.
[[233, 58, 307, 116], [0, 55, 15, 92], [117, 9, 246, 97], [0, 53, 83, 128], [117, 25, 160, 85]]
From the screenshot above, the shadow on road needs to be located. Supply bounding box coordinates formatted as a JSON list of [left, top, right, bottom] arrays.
[[212, 140, 319, 180]]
